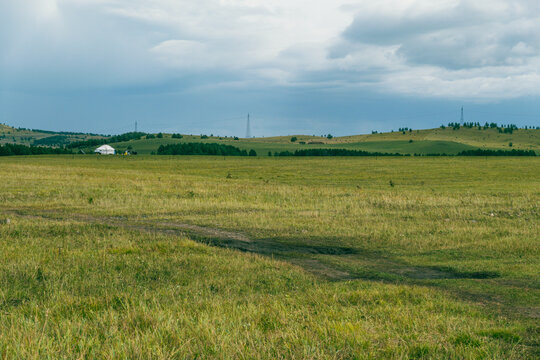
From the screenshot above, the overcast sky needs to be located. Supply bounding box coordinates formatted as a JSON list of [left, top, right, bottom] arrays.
[[1, 0, 539, 136]]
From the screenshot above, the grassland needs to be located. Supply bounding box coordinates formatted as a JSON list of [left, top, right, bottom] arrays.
[[0, 155, 538, 358]]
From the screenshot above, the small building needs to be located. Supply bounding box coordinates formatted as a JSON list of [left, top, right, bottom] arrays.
[[94, 144, 115, 155]]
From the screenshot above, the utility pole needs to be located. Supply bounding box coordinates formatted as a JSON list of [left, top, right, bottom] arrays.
[[135, 121, 138, 132], [246, 113, 251, 138], [460, 107, 464, 124]]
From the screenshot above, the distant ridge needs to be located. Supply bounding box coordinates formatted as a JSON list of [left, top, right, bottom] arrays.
[[1, 123, 539, 155]]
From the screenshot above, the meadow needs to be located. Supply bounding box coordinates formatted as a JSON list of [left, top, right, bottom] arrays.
[[105, 127, 540, 156], [0, 155, 538, 359], [110, 136, 478, 156]]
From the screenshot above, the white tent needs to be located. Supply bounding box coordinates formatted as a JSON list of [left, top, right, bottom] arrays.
[[95, 144, 115, 155]]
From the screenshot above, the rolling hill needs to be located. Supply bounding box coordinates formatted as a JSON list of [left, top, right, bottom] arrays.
[[96, 127, 540, 155], [0, 123, 106, 147], [1, 122, 539, 155]]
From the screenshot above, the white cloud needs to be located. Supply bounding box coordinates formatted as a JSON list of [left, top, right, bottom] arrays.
[[1, 0, 540, 99]]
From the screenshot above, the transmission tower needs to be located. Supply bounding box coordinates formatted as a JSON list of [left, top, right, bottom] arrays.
[[245, 113, 251, 138]]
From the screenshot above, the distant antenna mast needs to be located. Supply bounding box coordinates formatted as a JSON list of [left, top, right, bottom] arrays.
[[460, 106, 464, 124], [245, 113, 251, 138], [135, 121, 138, 132]]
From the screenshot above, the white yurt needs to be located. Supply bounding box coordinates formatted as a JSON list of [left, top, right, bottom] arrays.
[[94, 144, 115, 155]]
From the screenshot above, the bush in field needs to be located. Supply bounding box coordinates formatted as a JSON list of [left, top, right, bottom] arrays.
[[290, 136, 297, 142], [249, 149, 257, 157]]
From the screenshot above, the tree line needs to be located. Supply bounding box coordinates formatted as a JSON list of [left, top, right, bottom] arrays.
[[0, 143, 73, 156], [441, 122, 538, 133], [457, 149, 536, 156], [273, 149, 408, 157], [157, 143, 257, 156], [15, 127, 105, 136], [66, 132, 147, 149], [33, 135, 71, 146], [273, 148, 536, 157]]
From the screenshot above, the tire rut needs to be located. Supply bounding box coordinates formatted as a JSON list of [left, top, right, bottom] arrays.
[[2, 208, 351, 281]]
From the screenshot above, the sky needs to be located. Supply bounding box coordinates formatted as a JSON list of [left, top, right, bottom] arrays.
[[1, 0, 539, 136]]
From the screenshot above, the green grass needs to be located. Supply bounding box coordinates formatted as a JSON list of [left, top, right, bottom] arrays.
[[0, 124, 105, 147], [331, 127, 540, 151], [109, 136, 478, 155], [0, 156, 539, 358]]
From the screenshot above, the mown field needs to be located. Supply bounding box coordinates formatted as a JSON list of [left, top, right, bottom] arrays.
[[0, 156, 539, 359]]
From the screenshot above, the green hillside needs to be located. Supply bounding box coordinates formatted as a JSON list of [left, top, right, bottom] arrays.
[[107, 136, 478, 155], [334, 127, 540, 151], [1, 123, 539, 155], [0, 124, 105, 147], [102, 128, 539, 155], [257, 127, 540, 151]]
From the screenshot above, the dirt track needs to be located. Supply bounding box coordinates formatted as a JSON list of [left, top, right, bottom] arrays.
[[3, 208, 539, 320]]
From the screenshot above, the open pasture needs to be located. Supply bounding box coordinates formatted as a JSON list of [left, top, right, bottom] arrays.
[[79, 128, 540, 156], [0, 156, 539, 358]]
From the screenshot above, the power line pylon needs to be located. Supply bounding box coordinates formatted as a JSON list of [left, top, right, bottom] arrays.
[[246, 114, 251, 138]]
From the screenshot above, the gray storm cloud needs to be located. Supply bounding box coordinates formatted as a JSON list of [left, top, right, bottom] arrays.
[[343, 1, 540, 70]]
